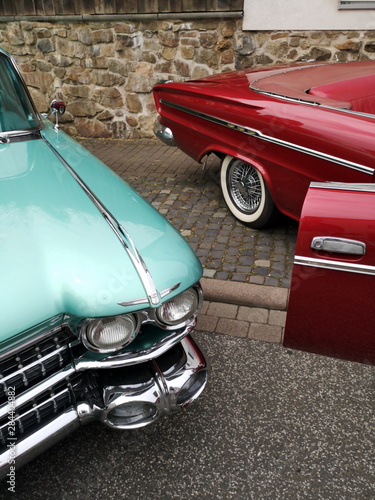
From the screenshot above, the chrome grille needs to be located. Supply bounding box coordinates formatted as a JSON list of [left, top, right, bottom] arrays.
[[0, 327, 84, 450]]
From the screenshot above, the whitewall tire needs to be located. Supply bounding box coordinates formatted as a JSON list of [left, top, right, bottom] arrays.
[[220, 155, 275, 228]]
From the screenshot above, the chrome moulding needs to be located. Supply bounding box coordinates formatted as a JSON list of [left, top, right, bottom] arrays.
[[42, 136, 165, 309], [294, 255, 375, 276], [159, 99, 374, 177], [0, 325, 209, 480]]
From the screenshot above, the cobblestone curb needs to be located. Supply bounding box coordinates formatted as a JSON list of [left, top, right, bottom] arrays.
[[201, 277, 288, 310], [199, 277, 288, 343]]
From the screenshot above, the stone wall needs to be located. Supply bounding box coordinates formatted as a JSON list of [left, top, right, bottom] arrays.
[[1, 18, 375, 139]]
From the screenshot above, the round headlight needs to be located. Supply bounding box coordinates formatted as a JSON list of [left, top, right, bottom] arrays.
[[156, 288, 199, 326], [84, 314, 138, 352]]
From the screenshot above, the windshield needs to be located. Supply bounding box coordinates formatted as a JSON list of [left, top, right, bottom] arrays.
[[0, 53, 39, 133]]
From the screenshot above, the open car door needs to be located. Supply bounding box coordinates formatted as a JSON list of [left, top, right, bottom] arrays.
[[284, 182, 375, 365]]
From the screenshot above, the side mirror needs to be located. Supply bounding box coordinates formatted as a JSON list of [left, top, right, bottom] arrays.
[[50, 99, 66, 130]]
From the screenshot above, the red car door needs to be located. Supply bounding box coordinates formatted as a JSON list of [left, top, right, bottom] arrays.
[[284, 182, 375, 365]]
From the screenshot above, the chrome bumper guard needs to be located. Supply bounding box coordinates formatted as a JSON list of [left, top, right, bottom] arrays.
[[0, 332, 209, 480]]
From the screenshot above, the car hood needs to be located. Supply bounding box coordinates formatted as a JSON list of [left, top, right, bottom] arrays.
[[1, 129, 202, 341]]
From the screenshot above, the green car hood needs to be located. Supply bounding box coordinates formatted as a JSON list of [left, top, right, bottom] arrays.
[[1, 127, 202, 342]]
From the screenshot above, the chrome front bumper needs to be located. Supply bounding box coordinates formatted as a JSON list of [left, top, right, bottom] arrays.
[[0, 334, 209, 480], [154, 120, 176, 147]]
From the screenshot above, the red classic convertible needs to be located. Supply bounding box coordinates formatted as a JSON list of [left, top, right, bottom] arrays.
[[153, 61, 375, 228], [154, 62, 375, 365]]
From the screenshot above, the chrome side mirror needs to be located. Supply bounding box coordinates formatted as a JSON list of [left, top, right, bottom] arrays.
[[50, 99, 66, 130]]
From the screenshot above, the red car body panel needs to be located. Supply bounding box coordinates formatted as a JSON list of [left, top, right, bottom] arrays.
[[153, 62, 375, 221], [284, 183, 375, 365], [154, 65, 375, 364]]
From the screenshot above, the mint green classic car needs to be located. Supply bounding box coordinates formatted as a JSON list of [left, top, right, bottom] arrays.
[[0, 49, 209, 481]]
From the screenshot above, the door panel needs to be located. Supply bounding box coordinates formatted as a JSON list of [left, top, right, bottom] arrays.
[[284, 182, 375, 364]]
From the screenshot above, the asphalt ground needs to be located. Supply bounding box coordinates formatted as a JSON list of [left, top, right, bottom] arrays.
[[78, 138, 297, 341], [3, 331, 374, 500]]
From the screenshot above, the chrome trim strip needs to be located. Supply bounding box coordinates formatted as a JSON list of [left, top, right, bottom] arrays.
[[160, 99, 374, 176], [310, 182, 375, 192], [250, 88, 322, 107], [42, 138, 162, 308], [294, 255, 375, 276], [323, 105, 375, 119], [0, 408, 80, 477], [249, 64, 375, 119], [252, 87, 375, 119], [0, 319, 64, 359], [0, 366, 75, 420], [0, 130, 41, 141], [0, 387, 71, 435], [118, 282, 181, 306], [0, 345, 69, 386], [160, 281, 182, 298], [118, 296, 150, 307]]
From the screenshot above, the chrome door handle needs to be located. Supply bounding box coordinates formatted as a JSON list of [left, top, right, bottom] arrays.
[[311, 237, 366, 256]]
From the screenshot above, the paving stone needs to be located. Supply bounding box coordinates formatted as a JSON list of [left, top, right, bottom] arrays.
[[269, 310, 287, 327], [196, 314, 218, 332], [207, 260, 222, 269], [216, 318, 249, 338], [207, 302, 238, 319], [203, 268, 216, 278], [254, 267, 269, 276], [237, 306, 269, 324], [215, 272, 229, 280], [248, 324, 283, 343], [255, 259, 271, 267], [200, 301, 210, 315], [231, 273, 247, 282], [265, 277, 280, 287], [250, 276, 265, 285]]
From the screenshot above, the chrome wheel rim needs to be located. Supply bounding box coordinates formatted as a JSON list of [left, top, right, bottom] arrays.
[[227, 160, 262, 214]]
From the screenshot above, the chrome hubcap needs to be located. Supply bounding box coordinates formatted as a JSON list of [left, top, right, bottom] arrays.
[[228, 160, 262, 213]]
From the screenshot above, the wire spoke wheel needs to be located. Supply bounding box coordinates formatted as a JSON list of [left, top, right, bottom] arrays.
[[220, 155, 276, 228], [227, 160, 262, 214]]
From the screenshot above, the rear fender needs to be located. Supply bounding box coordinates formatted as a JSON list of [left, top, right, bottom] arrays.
[[197, 145, 280, 212]]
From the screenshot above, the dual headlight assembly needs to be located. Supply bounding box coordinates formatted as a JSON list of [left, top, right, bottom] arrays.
[[81, 287, 200, 353]]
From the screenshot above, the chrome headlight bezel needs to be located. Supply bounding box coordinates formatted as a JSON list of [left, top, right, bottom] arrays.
[[154, 284, 202, 329], [79, 284, 203, 353], [80, 313, 140, 353]]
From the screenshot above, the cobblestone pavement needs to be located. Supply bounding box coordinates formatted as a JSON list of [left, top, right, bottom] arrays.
[[79, 138, 298, 289]]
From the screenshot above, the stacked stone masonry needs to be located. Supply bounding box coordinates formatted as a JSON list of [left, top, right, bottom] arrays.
[[1, 18, 375, 138]]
